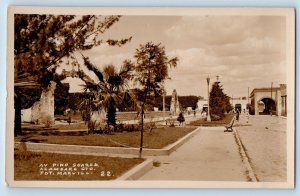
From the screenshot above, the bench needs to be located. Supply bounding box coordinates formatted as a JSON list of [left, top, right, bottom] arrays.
[[224, 118, 235, 132], [165, 118, 177, 126]]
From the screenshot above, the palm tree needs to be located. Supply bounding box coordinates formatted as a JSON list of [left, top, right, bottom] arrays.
[[80, 56, 133, 132]]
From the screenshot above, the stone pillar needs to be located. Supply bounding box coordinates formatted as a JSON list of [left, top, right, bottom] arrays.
[[31, 81, 56, 126], [276, 89, 282, 116], [254, 94, 259, 115], [170, 89, 180, 115]]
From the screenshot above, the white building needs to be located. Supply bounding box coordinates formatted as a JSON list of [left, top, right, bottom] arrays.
[[231, 97, 249, 113], [196, 99, 208, 113]]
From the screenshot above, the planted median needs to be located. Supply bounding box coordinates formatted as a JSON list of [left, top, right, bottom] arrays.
[[16, 127, 195, 149]]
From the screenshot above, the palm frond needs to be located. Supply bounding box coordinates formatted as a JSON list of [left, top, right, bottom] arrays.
[[81, 54, 104, 82]]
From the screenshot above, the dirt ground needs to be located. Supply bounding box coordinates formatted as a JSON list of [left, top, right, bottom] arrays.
[[235, 114, 287, 182]]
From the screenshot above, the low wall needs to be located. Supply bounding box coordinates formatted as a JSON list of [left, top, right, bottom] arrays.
[[15, 127, 200, 157]]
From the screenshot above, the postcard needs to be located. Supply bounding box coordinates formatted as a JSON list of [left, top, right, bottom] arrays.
[[6, 6, 295, 188]]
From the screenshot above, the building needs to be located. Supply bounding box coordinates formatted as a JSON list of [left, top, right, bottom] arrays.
[[196, 99, 208, 113], [249, 84, 287, 116], [280, 84, 287, 116], [231, 97, 249, 113]]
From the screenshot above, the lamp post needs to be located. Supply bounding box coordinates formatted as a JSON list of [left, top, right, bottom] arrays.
[[206, 76, 211, 122]]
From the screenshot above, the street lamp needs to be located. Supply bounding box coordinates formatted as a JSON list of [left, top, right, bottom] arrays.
[[206, 76, 211, 122]]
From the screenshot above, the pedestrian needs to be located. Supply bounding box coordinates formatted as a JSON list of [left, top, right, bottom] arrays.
[[194, 110, 196, 117], [246, 109, 249, 123], [67, 116, 71, 125], [236, 110, 240, 122], [177, 112, 185, 126]]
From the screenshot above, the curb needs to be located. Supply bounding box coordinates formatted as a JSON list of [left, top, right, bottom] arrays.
[[117, 159, 153, 180], [233, 128, 258, 182], [279, 116, 287, 119], [163, 127, 200, 154], [15, 127, 200, 157]]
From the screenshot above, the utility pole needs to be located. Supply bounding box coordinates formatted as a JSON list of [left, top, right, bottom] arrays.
[[270, 82, 273, 116], [248, 87, 249, 105]]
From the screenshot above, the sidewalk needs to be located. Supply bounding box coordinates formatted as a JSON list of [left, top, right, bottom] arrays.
[[139, 126, 247, 181]]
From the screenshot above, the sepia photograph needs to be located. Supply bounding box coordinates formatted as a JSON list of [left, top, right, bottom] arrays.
[[6, 7, 295, 188]]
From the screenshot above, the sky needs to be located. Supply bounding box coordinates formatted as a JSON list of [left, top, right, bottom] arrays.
[[61, 15, 287, 98]]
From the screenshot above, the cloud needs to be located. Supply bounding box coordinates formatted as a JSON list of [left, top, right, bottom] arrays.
[[208, 36, 285, 57], [165, 45, 286, 97], [57, 15, 287, 97], [163, 16, 286, 96], [165, 16, 285, 46], [167, 48, 228, 73]]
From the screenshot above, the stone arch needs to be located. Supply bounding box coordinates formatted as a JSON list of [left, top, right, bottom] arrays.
[[257, 97, 276, 115]]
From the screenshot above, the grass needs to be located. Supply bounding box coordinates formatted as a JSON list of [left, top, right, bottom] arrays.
[[22, 122, 88, 132], [189, 114, 235, 126], [14, 150, 143, 181], [16, 127, 195, 149], [116, 111, 167, 121]]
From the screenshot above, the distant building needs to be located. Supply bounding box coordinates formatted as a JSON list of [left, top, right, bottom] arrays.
[[197, 97, 248, 114], [231, 97, 248, 113], [250, 84, 287, 116], [196, 99, 208, 114]]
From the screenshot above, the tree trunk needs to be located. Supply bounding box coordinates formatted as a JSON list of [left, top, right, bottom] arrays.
[[139, 108, 144, 158], [14, 94, 22, 136]]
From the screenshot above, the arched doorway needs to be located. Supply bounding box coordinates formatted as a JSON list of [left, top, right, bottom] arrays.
[[202, 104, 208, 114], [235, 104, 242, 112], [259, 98, 276, 115]]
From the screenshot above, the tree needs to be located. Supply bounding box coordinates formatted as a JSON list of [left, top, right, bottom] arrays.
[[153, 95, 200, 110], [132, 42, 178, 157], [209, 81, 232, 120], [80, 56, 134, 132], [178, 96, 199, 110], [153, 95, 172, 111], [14, 14, 131, 135]]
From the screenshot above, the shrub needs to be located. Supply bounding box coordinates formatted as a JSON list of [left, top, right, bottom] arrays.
[[123, 124, 140, 132], [211, 114, 221, 121], [43, 115, 53, 128], [88, 120, 100, 134]]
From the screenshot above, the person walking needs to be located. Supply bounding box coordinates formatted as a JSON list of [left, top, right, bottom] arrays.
[[236, 109, 240, 122], [177, 112, 185, 126]]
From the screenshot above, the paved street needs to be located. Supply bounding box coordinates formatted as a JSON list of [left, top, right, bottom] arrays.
[[140, 126, 247, 181], [235, 114, 287, 182], [139, 114, 287, 182]]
